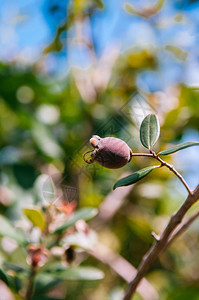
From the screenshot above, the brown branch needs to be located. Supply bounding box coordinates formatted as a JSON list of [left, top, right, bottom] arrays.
[[124, 184, 199, 300], [88, 242, 158, 300], [166, 209, 199, 248]]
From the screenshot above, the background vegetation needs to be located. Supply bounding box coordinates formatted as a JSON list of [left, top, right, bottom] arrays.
[[0, 0, 199, 299]]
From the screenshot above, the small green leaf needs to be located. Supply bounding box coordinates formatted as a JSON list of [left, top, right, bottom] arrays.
[[54, 207, 98, 234], [158, 141, 199, 155], [13, 164, 38, 189], [4, 263, 28, 274], [124, 3, 137, 14], [0, 216, 27, 245], [113, 166, 156, 190], [44, 264, 104, 281], [34, 274, 61, 295], [0, 269, 9, 285], [58, 267, 104, 280], [32, 120, 64, 159], [95, 0, 104, 9], [0, 269, 22, 293], [140, 114, 160, 149], [24, 208, 45, 231], [3, 264, 27, 292]]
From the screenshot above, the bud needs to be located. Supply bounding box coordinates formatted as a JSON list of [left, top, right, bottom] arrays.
[[84, 136, 132, 169], [27, 244, 49, 268]]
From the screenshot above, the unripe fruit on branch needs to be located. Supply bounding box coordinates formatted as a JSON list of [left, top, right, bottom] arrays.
[[84, 135, 132, 169]]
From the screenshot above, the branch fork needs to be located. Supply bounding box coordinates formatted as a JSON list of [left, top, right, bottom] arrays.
[[124, 185, 199, 300], [131, 150, 192, 195]]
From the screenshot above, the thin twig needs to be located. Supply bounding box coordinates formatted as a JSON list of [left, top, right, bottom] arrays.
[[131, 153, 154, 157], [26, 267, 36, 300], [166, 210, 199, 248], [155, 154, 192, 195], [124, 185, 199, 300], [130, 151, 192, 195]]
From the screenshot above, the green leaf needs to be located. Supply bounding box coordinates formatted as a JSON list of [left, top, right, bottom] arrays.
[[0, 268, 9, 286], [0, 215, 27, 245], [124, 3, 137, 14], [32, 120, 64, 159], [140, 114, 160, 149], [4, 263, 28, 274], [3, 264, 27, 292], [23, 208, 45, 231], [113, 166, 156, 190], [95, 0, 104, 9], [34, 274, 61, 295], [58, 267, 104, 280], [54, 207, 98, 234], [8, 276, 22, 293], [44, 265, 104, 281], [12, 164, 38, 189], [158, 141, 199, 155]]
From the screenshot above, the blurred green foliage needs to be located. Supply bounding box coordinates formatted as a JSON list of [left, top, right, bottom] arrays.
[[0, 1, 199, 299]]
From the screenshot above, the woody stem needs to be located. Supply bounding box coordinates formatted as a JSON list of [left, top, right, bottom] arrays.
[[131, 151, 192, 195], [26, 266, 36, 300], [150, 150, 192, 195]]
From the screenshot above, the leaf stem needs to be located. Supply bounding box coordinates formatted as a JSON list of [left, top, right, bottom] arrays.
[[156, 155, 192, 195], [130, 150, 192, 195], [26, 267, 36, 300], [131, 153, 154, 157]]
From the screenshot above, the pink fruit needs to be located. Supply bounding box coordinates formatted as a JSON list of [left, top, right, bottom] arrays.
[[84, 135, 132, 169]]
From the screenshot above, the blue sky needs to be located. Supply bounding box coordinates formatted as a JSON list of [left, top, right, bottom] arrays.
[[0, 1, 49, 52], [0, 0, 199, 86]]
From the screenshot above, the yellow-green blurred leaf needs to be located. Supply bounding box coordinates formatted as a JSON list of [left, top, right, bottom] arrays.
[[23, 208, 45, 230], [165, 45, 188, 61]]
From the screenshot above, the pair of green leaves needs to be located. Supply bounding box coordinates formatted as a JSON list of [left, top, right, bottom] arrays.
[[114, 114, 199, 189]]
